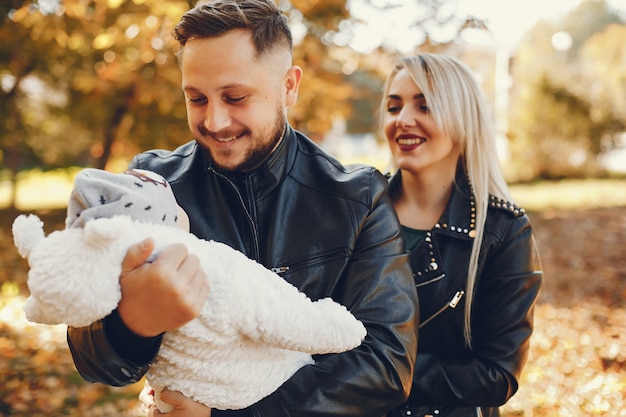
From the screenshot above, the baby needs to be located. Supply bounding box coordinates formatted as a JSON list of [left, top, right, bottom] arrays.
[[12, 168, 366, 412]]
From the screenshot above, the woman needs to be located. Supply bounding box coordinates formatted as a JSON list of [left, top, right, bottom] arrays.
[[382, 53, 542, 417]]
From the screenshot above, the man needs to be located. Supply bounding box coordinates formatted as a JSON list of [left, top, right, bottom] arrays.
[[67, 1, 419, 416]]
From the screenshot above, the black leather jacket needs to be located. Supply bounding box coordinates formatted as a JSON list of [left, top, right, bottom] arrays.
[[67, 127, 419, 417], [386, 169, 542, 417]]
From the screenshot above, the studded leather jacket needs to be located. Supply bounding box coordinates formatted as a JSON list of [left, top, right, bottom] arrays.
[[386, 169, 542, 417], [66, 126, 420, 417]]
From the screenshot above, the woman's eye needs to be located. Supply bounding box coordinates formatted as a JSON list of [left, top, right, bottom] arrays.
[[387, 106, 400, 113], [417, 100, 429, 113]]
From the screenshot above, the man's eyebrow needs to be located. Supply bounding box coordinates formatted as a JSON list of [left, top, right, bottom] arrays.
[[183, 84, 251, 94]]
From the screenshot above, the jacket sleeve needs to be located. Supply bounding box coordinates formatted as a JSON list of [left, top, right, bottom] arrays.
[[66, 155, 164, 386], [409, 216, 542, 407], [67, 309, 162, 386], [218, 173, 420, 417]]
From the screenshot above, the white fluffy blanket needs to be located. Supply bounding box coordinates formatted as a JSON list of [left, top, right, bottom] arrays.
[[12, 214, 366, 411]]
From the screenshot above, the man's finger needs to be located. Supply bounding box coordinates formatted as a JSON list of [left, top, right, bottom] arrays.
[[146, 404, 162, 417], [159, 388, 186, 406], [122, 238, 155, 273]]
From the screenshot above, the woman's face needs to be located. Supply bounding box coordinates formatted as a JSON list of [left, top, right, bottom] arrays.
[[383, 68, 459, 175]]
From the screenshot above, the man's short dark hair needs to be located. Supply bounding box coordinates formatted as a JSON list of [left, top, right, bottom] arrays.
[[174, 0, 293, 58]]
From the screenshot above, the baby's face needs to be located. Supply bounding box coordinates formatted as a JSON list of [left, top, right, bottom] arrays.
[[177, 205, 190, 232]]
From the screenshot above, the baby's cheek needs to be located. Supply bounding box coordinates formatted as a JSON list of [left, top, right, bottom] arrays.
[[177, 206, 190, 232]]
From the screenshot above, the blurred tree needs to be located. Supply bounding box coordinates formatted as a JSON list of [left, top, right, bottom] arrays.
[[292, 0, 488, 141], [1, 0, 191, 183], [507, 0, 625, 180], [288, 33, 353, 141], [579, 23, 626, 151], [1, 0, 482, 209], [0, 1, 64, 209], [344, 68, 384, 134]]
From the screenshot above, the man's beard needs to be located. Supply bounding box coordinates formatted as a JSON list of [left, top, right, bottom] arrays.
[[198, 107, 287, 173]]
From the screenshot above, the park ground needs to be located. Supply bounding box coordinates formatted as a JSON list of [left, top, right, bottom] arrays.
[[1, 176, 625, 416]]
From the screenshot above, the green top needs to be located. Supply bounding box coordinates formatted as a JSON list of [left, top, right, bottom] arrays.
[[401, 225, 428, 251]]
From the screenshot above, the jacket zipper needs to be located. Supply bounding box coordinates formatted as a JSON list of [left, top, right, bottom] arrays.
[[419, 290, 465, 329], [270, 248, 350, 275], [415, 273, 445, 287], [210, 168, 260, 260]]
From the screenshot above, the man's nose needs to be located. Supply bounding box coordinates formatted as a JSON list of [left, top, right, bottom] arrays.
[[204, 101, 232, 132]]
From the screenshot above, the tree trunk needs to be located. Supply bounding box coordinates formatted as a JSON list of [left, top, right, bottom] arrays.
[[96, 86, 136, 169], [2, 139, 19, 211]]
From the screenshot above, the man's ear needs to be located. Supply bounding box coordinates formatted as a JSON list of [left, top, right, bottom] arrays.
[[285, 65, 303, 107]]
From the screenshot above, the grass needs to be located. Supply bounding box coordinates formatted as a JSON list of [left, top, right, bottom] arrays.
[[510, 177, 626, 212], [0, 168, 81, 211]]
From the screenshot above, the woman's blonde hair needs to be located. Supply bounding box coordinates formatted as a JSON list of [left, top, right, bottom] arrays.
[[380, 53, 512, 347]]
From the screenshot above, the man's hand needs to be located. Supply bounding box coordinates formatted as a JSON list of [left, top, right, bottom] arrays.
[[146, 389, 212, 417], [117, 238, 209, 337]]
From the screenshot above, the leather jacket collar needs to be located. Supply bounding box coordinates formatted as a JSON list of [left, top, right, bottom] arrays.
[[388, 165, 476, 242], [388, 165, 526, 243], [205, 124, 295, 199]]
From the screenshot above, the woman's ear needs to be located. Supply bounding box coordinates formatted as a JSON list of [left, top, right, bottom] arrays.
[[285, 65, 303, 107]]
